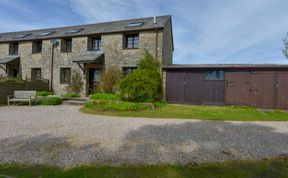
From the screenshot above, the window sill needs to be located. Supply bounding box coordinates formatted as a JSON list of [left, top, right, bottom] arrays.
[[88, 49, 102, 52], [123, 48, 139, 50]]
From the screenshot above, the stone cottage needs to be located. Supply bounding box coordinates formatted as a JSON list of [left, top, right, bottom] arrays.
[[0, 15, 173, 96]]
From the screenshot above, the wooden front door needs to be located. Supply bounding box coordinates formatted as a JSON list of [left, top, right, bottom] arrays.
[[184, 72, 203, 104], [225, 72, 251, 106], [276, 72, 288, 109], [89, 68, 101, 94], [250, 72, 275, 109], [166, 71, 185, 103]]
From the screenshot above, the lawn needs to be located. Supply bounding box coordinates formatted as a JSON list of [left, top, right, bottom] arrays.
[[81, 104, 288, 121], [0, 158, 288, 178]]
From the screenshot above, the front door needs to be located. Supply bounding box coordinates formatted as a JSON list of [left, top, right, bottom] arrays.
[[89, 68, 101, 94], [276, 72, 288, 109], [250, 72, 275, 109]]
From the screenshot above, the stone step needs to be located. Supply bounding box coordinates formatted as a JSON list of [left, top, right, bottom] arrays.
[[62, 100, 86, 106]]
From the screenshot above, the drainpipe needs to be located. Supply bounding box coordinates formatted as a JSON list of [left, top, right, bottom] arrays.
[[50, 39, 58, 91], [155, 28, 159, 61], [154, 16, 159, 61]]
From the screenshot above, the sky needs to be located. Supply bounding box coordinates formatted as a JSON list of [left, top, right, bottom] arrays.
[[0, 0, 287, 64]]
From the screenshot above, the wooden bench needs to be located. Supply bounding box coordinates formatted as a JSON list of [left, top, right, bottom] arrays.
[[7, 90, 37, 106]]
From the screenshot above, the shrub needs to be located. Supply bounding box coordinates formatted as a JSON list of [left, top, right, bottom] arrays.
[[85, 101, 149, 111], [65, 70, 83, 94], [90, 93, 120, 100], [62, 93, 80, 98], [36, 97, 62, 105], [154, 100, 167, 108], [98, 66, 122, 93], [37, 91, 53, 96], [119, 51, 161, 102]]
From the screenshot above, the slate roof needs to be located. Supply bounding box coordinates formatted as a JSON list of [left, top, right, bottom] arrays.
[[73, 53, 104, 64], [0, 55, 20, 64], [0, 15, 171, 43]]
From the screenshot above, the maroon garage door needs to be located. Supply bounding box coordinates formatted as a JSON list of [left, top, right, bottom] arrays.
[[226, 71, 288, 109], [166, 71, 225, 105]]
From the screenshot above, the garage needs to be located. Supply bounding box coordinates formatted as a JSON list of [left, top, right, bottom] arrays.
[[166, 69, 225, 105], [164, 65, 288, 109]]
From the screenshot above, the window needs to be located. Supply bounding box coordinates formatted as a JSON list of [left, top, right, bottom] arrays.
[[123, 67, 137, 76], [14, 33, 31, 39], [125, 34, 139, 49], [126, 22, 144, 28], [31, 68, 41, 79], [9, 42, 19, 55], [32, 41, 42, 54], [88, 36, 101, 51], [204, 70, 224, 80], [61, 38, 72, 52], [39, 31, 55, 36], [60, 68, 71, 84], [65, 28, 84, 34]]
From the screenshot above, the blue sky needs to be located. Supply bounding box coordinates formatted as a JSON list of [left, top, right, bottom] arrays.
[[0, 0, 288, 64]]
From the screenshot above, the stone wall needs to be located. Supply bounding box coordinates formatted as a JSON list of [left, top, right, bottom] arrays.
[[162, 19, 173, 65], [162, 70, 167, 99], [0, 27, 172, 96], [0, 43, 8, 77]]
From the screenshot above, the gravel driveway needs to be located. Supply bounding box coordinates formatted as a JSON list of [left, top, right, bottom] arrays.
[[0, 105, 288, 168]]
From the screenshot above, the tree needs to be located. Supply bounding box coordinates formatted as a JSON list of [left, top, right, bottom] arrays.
[[282, 33, 288, 59], [99, 66, 122, 93], [65, 69, 83, 94], [119, 51, 161, 102]]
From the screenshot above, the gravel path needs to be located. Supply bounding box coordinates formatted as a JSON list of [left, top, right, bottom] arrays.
[[0, 105, 288, 168]]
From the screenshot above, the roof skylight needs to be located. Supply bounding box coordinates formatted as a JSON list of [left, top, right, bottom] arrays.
[[14, 33, 32, 39], [39, 31, 55, 36], [126, 22, 144, 28], [65, 28, 84, 34]]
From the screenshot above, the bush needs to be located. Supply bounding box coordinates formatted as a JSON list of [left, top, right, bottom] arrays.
[[65, 70, 83, 94], [36, 97, 62, 105], [62, 93, 80, 98], [85, 101, 149, 111], [90, 93, 120, 100], [98, 66, 122, 93], [119, 51, 161, 102], [154, 100, 167, 108], [37, 91, 53, 96]]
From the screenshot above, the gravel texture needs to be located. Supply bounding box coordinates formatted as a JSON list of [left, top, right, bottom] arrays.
[[0, 105, 288, 168]]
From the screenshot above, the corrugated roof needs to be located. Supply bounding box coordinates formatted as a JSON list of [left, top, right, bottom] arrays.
[[163, 64, 288, 69], [0, 15, 171, 43]]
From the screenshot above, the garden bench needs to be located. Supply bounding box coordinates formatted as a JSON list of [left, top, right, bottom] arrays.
[[7, 90, 37, 106]]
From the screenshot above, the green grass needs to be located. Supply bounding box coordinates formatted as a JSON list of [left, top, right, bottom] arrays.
[[90, 93, 121, 101], [62, 93, 80, 98], [36, 91, 53, 96], [35, 97, 62, 105], [0, 158, 288, 178], [86, 101, 150, 111], [81, 104, 288, 121]]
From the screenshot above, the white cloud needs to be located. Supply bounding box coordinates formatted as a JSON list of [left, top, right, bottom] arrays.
[[69, 0, 288, 64], [1, 0, 287, 64]]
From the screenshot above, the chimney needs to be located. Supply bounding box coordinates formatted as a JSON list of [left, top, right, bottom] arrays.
[[153, 16, 157, 24]]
